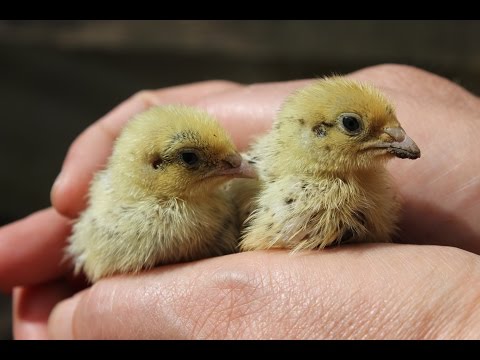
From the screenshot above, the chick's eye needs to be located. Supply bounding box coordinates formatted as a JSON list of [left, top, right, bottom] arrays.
[[180, 150, 200, 167], [339, 114, 362, 135], [342, 116, 360, 132]]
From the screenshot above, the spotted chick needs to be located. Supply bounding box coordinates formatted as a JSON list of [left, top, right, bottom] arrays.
[[67, 105, 255, 282], [239, 76, 421, 252]]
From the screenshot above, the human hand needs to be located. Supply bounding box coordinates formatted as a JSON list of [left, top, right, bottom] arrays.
[[2, 64, 479, 339]]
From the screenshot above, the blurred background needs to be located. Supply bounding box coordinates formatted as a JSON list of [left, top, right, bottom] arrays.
[[1, 20, 479, 339]]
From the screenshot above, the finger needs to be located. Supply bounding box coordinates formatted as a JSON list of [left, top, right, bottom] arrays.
[[47, 291, 82, 340], [13, 280, 75, 340], [48, 245, 480, 339], [0, 208, 71, 292], [51, 80, 242, 219]]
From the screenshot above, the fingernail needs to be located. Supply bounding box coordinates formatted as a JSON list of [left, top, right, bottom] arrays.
[[48, 295, 80, 340], [50, 171, 66, 210]]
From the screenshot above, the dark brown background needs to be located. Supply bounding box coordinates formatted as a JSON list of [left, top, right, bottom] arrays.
[[1, 20, 479, 340]]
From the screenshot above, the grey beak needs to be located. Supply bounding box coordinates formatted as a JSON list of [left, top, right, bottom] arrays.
[[380, 128, 421, 160], [209, 153, 258, 179]]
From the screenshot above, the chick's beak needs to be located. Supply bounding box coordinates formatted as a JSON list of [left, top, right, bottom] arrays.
[[209, 153, 257, 179], [376, 127, 421, 160]]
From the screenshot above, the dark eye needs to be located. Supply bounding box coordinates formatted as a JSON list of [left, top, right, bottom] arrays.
[[339, 113, 362, 135], [342, 116, 360, 132], [180, 150, 200, 168]]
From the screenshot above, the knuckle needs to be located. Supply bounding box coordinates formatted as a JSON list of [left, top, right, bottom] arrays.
[[131, 90, 159, 108]]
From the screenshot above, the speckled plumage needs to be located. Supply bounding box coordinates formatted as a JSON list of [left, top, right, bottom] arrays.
[[239, 76, 421, 252], [67, 105, 254, 282]]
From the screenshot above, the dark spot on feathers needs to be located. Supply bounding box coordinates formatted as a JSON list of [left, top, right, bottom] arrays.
[[285, 198, 295, 205], [301, 182, 308, 189], [171, 130, 198, 143], [324, 145, 331, 152], [267, 223, 273, 230], [248, 160, 256, 164], [312, 124, 326, 137], [151, 156, 163, 170], [298, 118, 305, 125]]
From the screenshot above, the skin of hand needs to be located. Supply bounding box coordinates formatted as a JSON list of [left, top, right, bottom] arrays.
[[1, 64, 480, 339], [239, 77, 421, 252], [68, 105, 255, 283]]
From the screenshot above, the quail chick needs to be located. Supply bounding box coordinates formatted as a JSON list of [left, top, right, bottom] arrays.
[[239, 76, 421, 252], [67, 105, 255, 282]]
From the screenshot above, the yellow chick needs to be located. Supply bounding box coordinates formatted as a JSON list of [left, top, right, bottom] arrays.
[[239, 76, 421, 252], [67, 105, 255, 283]]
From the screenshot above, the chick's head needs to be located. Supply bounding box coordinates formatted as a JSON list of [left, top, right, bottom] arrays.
[[109, 105, 255, 200], [274, 76, 420, 175]]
